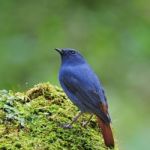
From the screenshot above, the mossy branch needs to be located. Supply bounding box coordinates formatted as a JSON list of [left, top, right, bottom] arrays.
[[0, 83, 118, 150]]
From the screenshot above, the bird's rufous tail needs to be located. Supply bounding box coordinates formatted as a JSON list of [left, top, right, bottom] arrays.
[[97, 116, 114, 149]]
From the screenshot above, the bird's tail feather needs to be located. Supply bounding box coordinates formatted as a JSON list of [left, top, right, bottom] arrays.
[[97, 116, 114, 149]]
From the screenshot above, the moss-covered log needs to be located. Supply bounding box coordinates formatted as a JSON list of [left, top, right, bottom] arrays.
[[0, 83, 118, 150]]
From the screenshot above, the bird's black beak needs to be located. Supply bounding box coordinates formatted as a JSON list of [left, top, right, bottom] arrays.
[[55, 48, 63, 55]]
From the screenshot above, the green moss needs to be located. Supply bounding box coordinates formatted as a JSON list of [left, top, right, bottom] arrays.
[[0, 83, 118, 150]]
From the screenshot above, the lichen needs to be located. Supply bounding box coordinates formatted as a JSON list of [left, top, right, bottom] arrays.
[[0, 83, 118, 150]]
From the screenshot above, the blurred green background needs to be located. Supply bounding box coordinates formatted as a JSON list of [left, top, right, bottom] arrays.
[[0, 0, 150, 149]]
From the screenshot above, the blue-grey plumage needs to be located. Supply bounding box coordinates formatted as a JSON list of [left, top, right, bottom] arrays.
[[56, 48, 110, 123], [55, 48, 114, 148]]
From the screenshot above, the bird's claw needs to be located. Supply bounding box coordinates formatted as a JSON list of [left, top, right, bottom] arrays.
[[62, 124, 73, 129], [82, 121, 88, 128]]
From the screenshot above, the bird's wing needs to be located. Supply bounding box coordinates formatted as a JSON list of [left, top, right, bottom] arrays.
[[61, 72, 111, 123]]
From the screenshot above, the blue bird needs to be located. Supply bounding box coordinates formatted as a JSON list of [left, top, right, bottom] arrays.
[[55, 48, 114, 148]]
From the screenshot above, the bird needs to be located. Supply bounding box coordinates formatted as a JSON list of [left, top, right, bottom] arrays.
[[55, 48, 115, 148]]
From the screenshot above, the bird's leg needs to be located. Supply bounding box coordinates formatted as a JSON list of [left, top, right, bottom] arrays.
[[63, 111, 83, 129], [82, 114, 93, 127]]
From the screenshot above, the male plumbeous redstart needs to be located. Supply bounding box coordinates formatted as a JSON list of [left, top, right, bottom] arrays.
[[55, 48, 115, 148]]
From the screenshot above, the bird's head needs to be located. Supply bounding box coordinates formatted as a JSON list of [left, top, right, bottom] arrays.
[[55, 48, 85, 65]]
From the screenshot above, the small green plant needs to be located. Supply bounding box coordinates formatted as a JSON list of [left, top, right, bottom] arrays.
[[0, 90, 25, 128]]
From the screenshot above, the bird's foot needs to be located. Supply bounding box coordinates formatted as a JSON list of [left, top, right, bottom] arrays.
[[81, 114, 93, 128], [81, 121, 89, 128], [62, 123, 73, 129]]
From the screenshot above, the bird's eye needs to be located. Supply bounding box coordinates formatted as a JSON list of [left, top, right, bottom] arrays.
[[70, 51, 75, 54]]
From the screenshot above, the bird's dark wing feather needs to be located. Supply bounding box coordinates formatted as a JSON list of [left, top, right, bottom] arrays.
[[61, 73, 111, 123]]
